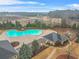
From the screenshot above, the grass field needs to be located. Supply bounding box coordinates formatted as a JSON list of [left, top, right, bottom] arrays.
[[32, 47, 54, 59]]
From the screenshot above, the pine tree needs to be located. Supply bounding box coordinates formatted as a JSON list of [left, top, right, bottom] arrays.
[[19, 44, 32, 59], [72, 23, 76, 29], [15, 21, 22, 30], [32, 40, 40, 55]]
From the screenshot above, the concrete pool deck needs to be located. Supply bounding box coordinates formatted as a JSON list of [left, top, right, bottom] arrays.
[[0, 29, 57, 49]]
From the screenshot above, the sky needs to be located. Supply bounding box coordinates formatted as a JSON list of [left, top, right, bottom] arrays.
[[0, 0, 79, 12]]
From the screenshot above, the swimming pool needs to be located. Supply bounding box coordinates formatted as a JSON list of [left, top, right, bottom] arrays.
[[6, 29, 42, 37]]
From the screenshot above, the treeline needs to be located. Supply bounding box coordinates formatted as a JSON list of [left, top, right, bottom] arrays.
[[0, 21, 22, 30], [0, 20, 50, 30], [48, 10, 79, 20], [0, 12, 48, 17], [1, 10, 79, 19], [0, 20, 79, 30]]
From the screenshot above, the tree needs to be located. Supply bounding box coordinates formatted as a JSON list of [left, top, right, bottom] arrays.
[[2, 22, 6, 29], [15, 21, 22, 30], [61, 19, 67, 28], [32, 40, 40, 55], [76, 33, 79, 43], [66, 44, 73, 59], [72, 23, 76, 29], [76, 24, 79, 30], [5, 21, 15, 29], [0, 23, 3, 29], [19, 44, 32, 59], [47, 18, 54, 29]]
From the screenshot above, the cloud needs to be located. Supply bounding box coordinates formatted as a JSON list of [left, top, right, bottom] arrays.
[[0, 0, 46, 12], [0, 0, 45, 5], [0, 6, 53, 12], [67, 4, 79, 9], [0, 5, 69, 12]]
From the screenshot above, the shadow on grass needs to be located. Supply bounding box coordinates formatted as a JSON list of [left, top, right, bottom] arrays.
[[56, 54, 77, 59]]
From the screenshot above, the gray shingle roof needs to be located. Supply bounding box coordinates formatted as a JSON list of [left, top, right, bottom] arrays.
[[0, 40, 17, 54], [0, 40, 17, 59], [0, 47, 16, 59], [43, 32, 67, 43]]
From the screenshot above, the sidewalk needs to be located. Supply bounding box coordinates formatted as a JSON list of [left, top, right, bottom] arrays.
[[46, 48, 56, 59]]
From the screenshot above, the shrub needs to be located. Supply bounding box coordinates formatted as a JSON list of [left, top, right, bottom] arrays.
[[19, 44, 32, 59], [11, 41, 19, 47]]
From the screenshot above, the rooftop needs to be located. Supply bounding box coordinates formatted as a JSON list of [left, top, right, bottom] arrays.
[[0, 40, 17, 59], [43, 32, 67, 43]]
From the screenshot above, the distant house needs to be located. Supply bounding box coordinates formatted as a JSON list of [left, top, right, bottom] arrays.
[[50, 18, 62, 26], [0, 40, 17, 59], [65, 19, 79, 27], [39, 32, 68, 45], [42, 17, 62, 26]]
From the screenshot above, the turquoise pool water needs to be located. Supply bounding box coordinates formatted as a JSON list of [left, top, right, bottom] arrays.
[[6, 29, 42, 37]]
